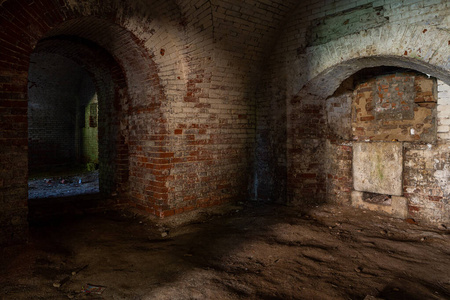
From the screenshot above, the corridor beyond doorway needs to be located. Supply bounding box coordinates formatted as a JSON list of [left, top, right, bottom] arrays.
[[27, 51, 100, 201]]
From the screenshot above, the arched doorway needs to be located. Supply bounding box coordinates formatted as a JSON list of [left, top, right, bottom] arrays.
[[27, 51, 100, 200], [0, 8, 170, 243], [25, 33, 132, 219]]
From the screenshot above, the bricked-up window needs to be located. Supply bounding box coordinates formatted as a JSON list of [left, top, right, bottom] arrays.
[[89, 103, 98, 128], [351, 71, 437, 142]]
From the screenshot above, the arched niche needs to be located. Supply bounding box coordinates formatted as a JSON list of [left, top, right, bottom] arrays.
[[288, 54, 450, 224]]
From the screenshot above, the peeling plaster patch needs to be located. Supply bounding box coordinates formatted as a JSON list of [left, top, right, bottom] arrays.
[[434, 164, 450, 197]]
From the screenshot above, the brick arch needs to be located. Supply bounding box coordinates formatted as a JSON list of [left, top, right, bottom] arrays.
[[42, 15, 188, 98], [34, 18, 171, 206], [287, 24, 450, 211], [298, 24, 450, 97], [65, 0, 189, 76], [0, 0, 188, 95], [0, 0, 189, 243], [39, 17, 165, 112]]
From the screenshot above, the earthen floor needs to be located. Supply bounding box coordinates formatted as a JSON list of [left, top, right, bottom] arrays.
[[1, 203, 449, 300]]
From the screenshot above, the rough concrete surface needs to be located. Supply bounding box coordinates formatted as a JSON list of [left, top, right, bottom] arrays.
[[1, 203, 449, 300]]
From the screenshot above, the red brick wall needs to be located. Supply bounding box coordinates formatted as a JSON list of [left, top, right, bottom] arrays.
[[1, 0, 280, 243], [325, 141, 353, 205], [288, 71, 440, 214], [287, 91, 328, 205]]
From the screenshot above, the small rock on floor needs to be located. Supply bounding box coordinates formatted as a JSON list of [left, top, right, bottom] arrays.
[[438, 224, 447, 230]]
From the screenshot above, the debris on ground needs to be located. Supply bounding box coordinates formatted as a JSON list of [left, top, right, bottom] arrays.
[[406, 218, 417, 225], [28, 170, 99, 199], [81, 284, 106, 295]]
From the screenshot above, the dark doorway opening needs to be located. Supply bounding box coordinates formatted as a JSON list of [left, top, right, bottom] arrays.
[[27, 52, 100, 201]]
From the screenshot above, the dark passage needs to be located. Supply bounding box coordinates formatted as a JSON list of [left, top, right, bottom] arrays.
[[28, 52, 99, 201]]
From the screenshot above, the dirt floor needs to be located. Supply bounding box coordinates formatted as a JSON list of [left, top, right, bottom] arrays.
[[1, 202, 449, 300]]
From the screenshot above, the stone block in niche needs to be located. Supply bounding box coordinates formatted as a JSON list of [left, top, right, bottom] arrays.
[[353, 142, 403, 196]]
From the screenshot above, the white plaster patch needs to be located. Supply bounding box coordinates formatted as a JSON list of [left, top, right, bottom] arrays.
[[434, 165, 450, 197]]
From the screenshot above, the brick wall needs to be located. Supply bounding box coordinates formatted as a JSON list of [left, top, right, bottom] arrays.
[[259, 0, 449, 224], [287, 90, 328, 205], [285, 68, 449, 223], [325, 71, 449, 223], [402, 80, 450, 222], [2, 0, 294, 243], [352, 72, 436, 142], [326, 141, 353, 205], [403, 143, 450, 223]]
